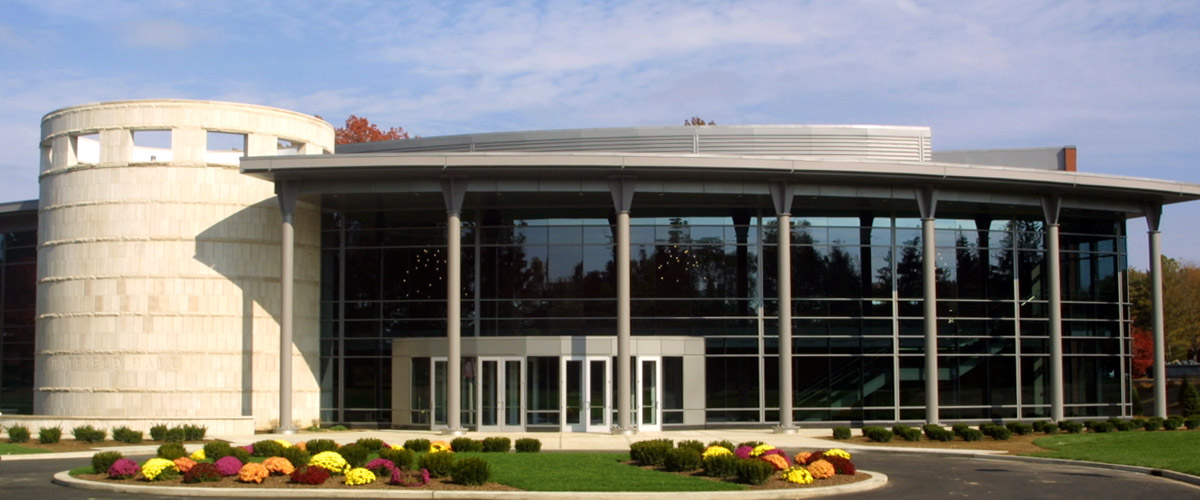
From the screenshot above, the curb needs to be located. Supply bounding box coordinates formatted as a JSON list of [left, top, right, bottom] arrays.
[[52, 470, 888, 499], [973, 455, 1200, 489]]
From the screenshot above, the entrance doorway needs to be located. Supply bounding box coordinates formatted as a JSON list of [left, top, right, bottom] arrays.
[[635, 356, 662, 431], [478, 357, 524, 431], [563, 357, 610, 432]]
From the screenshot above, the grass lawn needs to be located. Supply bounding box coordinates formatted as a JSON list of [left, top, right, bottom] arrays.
[[0, 443, 51, 455], [1029, 431, 1200, 476], [459, 452, 745, 492]]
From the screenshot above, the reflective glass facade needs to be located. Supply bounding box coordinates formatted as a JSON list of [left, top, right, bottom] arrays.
[[319, 193, 1129, 426], [0, 230, 37, 414]]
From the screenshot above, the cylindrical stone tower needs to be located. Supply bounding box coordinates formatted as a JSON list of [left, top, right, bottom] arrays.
[[35, 100, 333, 432]]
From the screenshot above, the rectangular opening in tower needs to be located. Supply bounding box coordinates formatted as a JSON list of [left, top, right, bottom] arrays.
[[206, 132, 246, 164], [133, 130, 172, 162]]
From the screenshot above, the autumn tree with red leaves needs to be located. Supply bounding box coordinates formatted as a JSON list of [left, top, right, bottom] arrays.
[[335, 115, 411, 145], [1131, 326, 1154, 378]]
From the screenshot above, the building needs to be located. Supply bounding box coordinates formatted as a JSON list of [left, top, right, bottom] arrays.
[[0, 99, 1196, 434]]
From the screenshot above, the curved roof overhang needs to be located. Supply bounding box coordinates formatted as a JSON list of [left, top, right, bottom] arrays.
[[241, 152, 1200, 218]]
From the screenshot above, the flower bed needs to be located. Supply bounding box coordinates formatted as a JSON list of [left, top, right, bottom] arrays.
[[630, 440, 870, 490]]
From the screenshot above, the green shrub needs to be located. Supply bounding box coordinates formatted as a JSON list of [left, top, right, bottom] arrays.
[[38, 426, 62, 444], [338, 443, 370, 468], [205, 441, 238, 460], [960, 428, 984, 441], [149, 424, 169, 441], [452, 457, 492, 485], [677, 439, 704, 453], [451, 437, 483, 453], [630, 439, 673, 466], [6, 424, 30, 443], [832, 426, 851, 439], [111, 426, 143, 444], [1164, 416, 1183, 431], [703, 454, 739, 478], [329, 424, 348, 431], [163, 427, 185, 443], [482, 437, 511, 453], [1111, 419, 1138, 431], [306, 438, 339, 454], [403, 438, 431, 453], [663, 447, 702, 472], [1061, 421, 1084, 434], [181, 424, 206, 441], [863, 426, 893, 443], [707, 440, 735, 452], [514, 438, 541, 453], [951, 423, 970, 437], [1179, 377, 1200, 417], [1186, 416, 1200, 430], [735, 459, 775, 485], [1006, 422, 1034, 435], [419, 452, 456, 478], [923, 424, 953, 442], [980, 424, 1011, 440], [280, 446, 311, 469], [251, 439, 284, 457], [736, 441, 764, 449], [892, 425, 922, 442], [72, 425, 107, 443], [91, 450, 124, 474], [1031, 421, 1055, 434], [1083, 420, 1102, 432], [1092, 422, 1116, 433], [355, 437, 384, 452], [380, 447, 416, 470], [231, 447, 251, 463], [157, 442, 187, 460], [1144, 417, 1163, 431]]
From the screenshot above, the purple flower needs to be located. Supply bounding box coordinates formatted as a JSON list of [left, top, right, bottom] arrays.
[[734, 445, 753, 459], [214, 456, 244, 476], [242, 444, 255, 453], [365, 458, 398, 475], [107, 458, 140, 479], [389, 467, 431, 487]]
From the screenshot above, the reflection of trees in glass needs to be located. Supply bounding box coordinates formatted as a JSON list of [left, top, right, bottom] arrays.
[[630, 217, 758, 314]]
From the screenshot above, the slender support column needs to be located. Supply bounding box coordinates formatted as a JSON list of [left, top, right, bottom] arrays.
[[770, 181, 796, 432], [275, 181, 301, 434], [1146, 204, 1167, 418], [916, 187, 939, 425], [1042, 195, 1064, 421], [610, 177, 635, 434], [442, 177, 468, 434]]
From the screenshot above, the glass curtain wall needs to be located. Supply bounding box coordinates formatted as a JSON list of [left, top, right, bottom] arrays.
[[319, 194, 1130, 426], [0, 230, 36, 414]]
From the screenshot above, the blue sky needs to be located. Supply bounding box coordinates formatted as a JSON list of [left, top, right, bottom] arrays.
[[1, 0, 1198, 268]]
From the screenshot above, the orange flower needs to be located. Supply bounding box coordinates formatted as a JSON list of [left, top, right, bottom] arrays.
[[759, 454, 789, 470], [794, 451, 814, 465], [262, 456, 295, 475], [172, 457, 197, 473], [238, 462, 270, 483], [807, 459, 835, 479], [294, 441, 307, 452]]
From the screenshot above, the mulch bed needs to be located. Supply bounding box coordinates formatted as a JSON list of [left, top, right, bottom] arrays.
[[629, 461, 870, 490], [74, 472, 521, 491]]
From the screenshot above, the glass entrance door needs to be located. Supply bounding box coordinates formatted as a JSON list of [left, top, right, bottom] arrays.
[[431, 357, 476, 430], [563, 357, 610, 432], [636, 356, 662, 431], [478, 357, 524, 431]]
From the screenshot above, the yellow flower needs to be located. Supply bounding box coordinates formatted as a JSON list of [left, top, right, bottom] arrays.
[[389, 444, 405, 450], [701, 445, 732, 459], [309, 451, 351, 474], [430, 440, 453, 453], [345, 467, 377, 486], [273, 439, 292, 448], [141, 458, 178, 481], [783, 466, 814, 484], [749, 444, 776, 457], [823, 448, 851, 460], [189, 449, 206, 461]]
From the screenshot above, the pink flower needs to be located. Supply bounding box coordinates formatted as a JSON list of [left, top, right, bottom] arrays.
[[107, 458, 140, 479], [215, 456, 244, 476], [734, 445, 753, 459]]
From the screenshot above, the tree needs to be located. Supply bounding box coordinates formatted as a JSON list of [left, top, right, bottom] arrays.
[[684, 116, 715, 126], [1129, 257, 1200, 361], [335, 115, 411, 145], [1131, 327, 1154, 378], [1179, 377, 1200, 417]]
